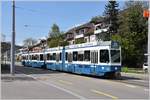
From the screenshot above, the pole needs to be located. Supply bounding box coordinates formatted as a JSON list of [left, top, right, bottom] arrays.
[[11, 0, 15, 75]]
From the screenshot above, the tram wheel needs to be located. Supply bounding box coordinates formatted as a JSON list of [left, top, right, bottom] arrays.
[[113, 72, 121, 79]]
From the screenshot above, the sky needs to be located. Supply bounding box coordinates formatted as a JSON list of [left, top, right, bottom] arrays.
[[1, 0, 125, 46]]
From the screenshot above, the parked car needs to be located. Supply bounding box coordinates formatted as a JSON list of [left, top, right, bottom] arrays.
[[143, 63, 148, 73]]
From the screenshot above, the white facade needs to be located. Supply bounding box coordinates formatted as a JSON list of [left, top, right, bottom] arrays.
[[94, 23, 109, 34]]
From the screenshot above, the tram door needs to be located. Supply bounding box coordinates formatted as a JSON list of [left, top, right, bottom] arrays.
[[91, 50, 98, 74]]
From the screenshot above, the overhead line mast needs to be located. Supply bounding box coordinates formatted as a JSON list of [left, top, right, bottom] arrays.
[[11, 0, 15, 75]]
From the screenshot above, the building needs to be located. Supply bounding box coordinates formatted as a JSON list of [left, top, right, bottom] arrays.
[[20, 17, 110, 53], [65, 18, 109, 45]]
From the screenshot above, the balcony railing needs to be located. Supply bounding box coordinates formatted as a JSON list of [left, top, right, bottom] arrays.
[[75, 34, 84, 39], [94, 28, 108, 34]]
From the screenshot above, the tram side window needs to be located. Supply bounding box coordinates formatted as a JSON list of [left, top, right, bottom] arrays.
[[56, 53, 59, 62], [49, 54, 53, 60], [22, 56, 23, 60], [84, 50, 90, 61], [73, 51, 78, 61], [40, 54, 43, 60], [100, 50, 109, 63], [22, 56, 26, 60], [43, 54, 47, 61], [47, 54, 50, 60], [29, 55, 32, 60], [25, 56, 27, 60], [68, 53, 72, 62], [32, 55, 35, 60], [53, 53, 56, 60], [78, 51, 84, 61], [35, 55, 38, 60], [60, 53, 62, 61], [65, 52, 68, 61]]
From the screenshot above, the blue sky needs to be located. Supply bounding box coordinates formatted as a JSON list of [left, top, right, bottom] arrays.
[[2, 0, 125, 46]]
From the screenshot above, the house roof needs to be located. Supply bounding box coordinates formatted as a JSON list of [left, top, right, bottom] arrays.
[[66, 22, 94, 34]]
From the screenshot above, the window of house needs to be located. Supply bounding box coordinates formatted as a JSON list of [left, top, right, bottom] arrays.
[[84, 50, 90, 61], [79, 29, 85, 34], [100, 50, 109, 63], [96, 24, 102, 30]]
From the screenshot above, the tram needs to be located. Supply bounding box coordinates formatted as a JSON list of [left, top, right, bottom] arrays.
[[21, 41, 121, 78]]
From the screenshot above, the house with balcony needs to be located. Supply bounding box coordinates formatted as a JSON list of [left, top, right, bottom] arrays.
[[65, 18, 109, 45], [65, 28, 75, 45], [94, 22, 110, 41], [74, 23, 94, 44]]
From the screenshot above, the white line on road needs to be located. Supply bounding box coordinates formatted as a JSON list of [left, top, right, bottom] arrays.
[[59, 80, 73, 85], [91, 89, 118, 99], [124, 84, 136, 88], [17, 71, 86, 99]]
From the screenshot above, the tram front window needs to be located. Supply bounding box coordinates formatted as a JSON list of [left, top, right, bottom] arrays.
[[111, 50, 120, 63], [100, 50, 109, 63]]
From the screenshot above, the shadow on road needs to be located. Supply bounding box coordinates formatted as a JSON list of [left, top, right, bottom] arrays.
[[1, 64, 63, 75], [1, 64, 145, 81], [1, 76, 36, 82], [64, 71, 143, 81]]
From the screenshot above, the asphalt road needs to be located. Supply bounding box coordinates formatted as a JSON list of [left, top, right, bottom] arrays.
[[1, 64, 149, 99]]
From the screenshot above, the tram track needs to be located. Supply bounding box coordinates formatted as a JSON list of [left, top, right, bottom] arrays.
[[15, 64, 149, 88]]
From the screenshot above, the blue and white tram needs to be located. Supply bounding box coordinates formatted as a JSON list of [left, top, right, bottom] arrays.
[[21, 41, 121, 78]]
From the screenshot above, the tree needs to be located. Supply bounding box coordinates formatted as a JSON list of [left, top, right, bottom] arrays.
[[90, 16, 105, 24], [48, 24, 60, 38], [113, 1, 148, 67], [104, 0, 119, 35], [23, 38, 37, 47], [47, 23, 68, 47]]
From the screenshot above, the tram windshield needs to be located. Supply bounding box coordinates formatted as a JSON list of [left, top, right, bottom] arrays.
[[110, 50, 120, 63]]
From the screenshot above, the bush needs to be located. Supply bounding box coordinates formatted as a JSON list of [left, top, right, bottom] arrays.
[[121, 67, 129, 73], [75, 38, 85, 44]]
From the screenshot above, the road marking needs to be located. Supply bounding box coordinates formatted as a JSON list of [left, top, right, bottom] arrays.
[[59, 80, 73, 85], [91, 89, 118, 99], [36, 77, 48, 81], [71, 74, 91, 79], [124, 84, 136, 88], [17, 71, 86, 99]]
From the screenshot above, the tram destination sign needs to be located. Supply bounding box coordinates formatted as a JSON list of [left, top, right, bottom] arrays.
[[111, 41, 119, 49]]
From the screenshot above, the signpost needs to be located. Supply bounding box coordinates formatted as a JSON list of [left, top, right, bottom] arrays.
[[148, 3, 150, 73], [143, 2, 150, 72]]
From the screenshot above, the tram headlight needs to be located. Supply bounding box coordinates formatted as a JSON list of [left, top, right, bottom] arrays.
[[115, 67, 117, 70]]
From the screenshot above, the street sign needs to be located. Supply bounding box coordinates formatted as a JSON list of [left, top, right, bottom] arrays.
[[143, 10, 149, 18]]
